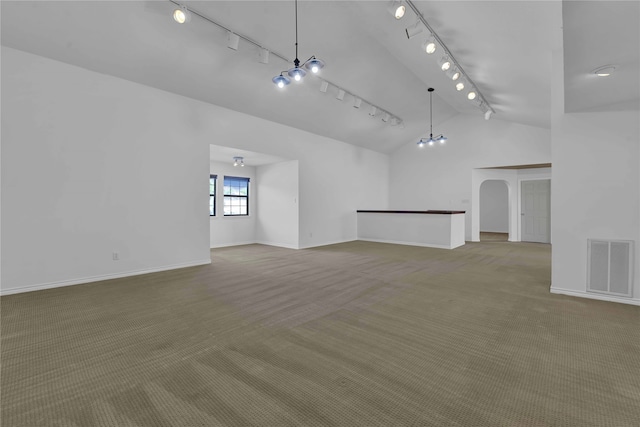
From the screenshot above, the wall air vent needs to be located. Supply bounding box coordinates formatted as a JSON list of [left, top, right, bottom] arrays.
[[587, 239, 634, 297]]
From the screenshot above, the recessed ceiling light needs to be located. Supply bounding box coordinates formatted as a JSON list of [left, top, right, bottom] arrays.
[[593, 65, 616, 77]]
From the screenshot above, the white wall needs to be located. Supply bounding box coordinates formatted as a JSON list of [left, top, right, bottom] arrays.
[[1, 47, 211, 294], [256, 161, 299, 249], [2, 47, 389, 293], [209, 160, 257, 248], [551, 111, 639, 304], [479, 180, 509, 233], [390, 113, 551, 240], [550, 47, 639, 305], [194, 101, 389, 250]]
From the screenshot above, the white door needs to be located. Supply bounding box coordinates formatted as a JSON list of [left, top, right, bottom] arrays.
[[521, 180, 550, 243]]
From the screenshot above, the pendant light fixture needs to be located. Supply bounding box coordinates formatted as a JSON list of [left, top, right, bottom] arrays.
[[272, 0, 325, 88], [417, 88, 447, 148]]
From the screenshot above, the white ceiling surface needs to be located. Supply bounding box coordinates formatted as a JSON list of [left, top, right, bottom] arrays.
[[1, 1, 636, 155], [562, 0, 640, 113]]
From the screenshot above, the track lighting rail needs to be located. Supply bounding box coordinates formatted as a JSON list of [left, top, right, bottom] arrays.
[[169, 0, 290, 63], [404, 0, 495, 115]]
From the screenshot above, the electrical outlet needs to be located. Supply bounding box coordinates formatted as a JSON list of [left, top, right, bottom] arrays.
[[112, 252, 119, 261]]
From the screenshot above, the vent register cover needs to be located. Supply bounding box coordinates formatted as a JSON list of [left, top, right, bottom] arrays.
[[587, 239, 634, 297]]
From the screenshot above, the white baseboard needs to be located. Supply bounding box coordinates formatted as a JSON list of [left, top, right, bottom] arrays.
[[550, 286, 640, 306], [299, 238, 358, 249], [210, 241, 256, 249], [212, 240, 353, 250], [0, 259, 212, 296], [357, 238, 460, 250], [254, 241, 299, 250]]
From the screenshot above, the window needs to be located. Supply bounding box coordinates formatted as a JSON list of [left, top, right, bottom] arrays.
[[224, 176, 249, 216], [209, 174, 217, 216]]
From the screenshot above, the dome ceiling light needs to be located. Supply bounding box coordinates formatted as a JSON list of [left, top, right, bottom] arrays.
[[593, 65, 616, 77]]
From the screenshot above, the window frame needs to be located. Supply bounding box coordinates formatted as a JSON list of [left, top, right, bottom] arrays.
[[209, 174, 217, 216], [223, 176, 250, 217]]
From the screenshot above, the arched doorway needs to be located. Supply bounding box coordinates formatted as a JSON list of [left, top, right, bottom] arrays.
[[479, 180, 509, 241]]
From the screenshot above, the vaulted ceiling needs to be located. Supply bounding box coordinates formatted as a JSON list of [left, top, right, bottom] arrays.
[[1, 1, 638, 155]]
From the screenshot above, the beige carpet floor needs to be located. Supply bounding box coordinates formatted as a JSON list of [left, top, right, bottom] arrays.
[[480, 232, 509, 242], [1, 241, 639, 426]]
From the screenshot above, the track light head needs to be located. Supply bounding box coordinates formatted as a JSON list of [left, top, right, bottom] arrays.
[[467, 90, 477, 100], [455, 81, 465, 91], [172, 5, 191, 24], [440, 56, 451, 71], [336, 89, 345, 101], [259, 48, 270, 64], [405, 22, 424, 39], [353, 97, 362, 108], [319, 81, 329, 93], [447, 67, 460, 81], [227, 31, 240, 50], [422, 36, 437, 54], [389, 1, 406, 19], [272, 73, 291, 88]]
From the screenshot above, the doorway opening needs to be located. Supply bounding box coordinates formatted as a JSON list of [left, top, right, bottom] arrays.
[[480, 180, 509, 242], [471, 164, 551, 242]]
